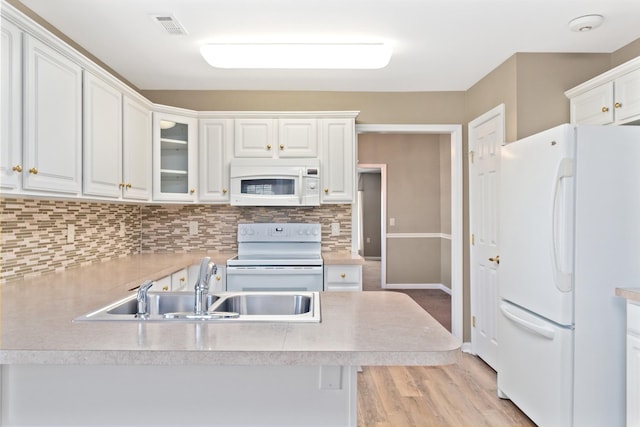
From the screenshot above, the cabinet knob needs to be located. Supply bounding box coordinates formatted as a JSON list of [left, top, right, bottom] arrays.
[[190, 188, 195, 194], [28, 167, 38, 175], [340, 273, 346, 278], [222, 188, 228, 194], [216, 275, 221, 281], [179, 277, 185, 282], [126, 183, 132, 189], [162, 286, 169, 291], [280, 144, 285, 150], [489, 255, 500, 264], [12, 165, 23, 173], [324, 188, 329, 193], [119, 183, 125, 189], [601, 106, 609, 113], [266, 144, 272, 150], [614, 102, 622, 109]]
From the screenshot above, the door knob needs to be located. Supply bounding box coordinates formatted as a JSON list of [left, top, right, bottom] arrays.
[[489, 255, 500, 264]]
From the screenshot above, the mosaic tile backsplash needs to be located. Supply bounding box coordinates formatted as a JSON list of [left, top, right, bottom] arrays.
[[1, 198, 142, 282], [0, 198, 352, 283]]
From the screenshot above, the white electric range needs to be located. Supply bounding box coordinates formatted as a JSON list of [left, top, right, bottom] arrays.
[[226, 223, 324, 292]]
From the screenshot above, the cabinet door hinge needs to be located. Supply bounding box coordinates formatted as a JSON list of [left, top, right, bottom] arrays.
[[471, 233, 475, 246], [469, 150, 475, 164], [472, 315, 476, 328]]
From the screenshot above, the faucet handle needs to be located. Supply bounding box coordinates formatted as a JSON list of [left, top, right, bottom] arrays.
[[136, 280, 154, 318]]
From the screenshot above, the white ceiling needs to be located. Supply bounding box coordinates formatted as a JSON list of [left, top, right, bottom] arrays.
[[16, 0, 640, 92]]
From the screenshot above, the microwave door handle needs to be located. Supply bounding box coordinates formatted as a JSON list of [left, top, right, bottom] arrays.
[[298, 168, 303, 204]]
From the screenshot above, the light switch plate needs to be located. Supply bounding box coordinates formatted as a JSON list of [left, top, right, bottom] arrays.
[[331, 223, 340, 236]]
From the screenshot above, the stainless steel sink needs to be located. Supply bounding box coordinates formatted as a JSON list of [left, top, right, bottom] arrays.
[[75, 291, 320, 323]]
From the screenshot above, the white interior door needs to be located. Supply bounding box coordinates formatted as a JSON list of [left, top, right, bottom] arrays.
[[469, 104, 504, 371]]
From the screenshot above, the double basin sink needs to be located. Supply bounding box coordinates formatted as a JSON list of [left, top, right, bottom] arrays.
[[75, 291, 320, 323]]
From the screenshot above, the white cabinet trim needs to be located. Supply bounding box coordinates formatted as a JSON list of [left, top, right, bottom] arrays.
[[565, 56, 640, 98]]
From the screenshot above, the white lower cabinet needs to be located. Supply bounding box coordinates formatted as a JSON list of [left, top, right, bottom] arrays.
[[151, 268, 188, 292], [324, 265, 362, 291], [628, 302, 640, 427]]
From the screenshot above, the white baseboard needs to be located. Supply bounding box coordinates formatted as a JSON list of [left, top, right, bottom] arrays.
[[461, 342, 473, 354], [383, 283, 452, 295]]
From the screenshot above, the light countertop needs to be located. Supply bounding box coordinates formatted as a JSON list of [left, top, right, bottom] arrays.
[[0, 254, 460, 366], [615, 287, 640, 303], [322, 252, 365, 265]]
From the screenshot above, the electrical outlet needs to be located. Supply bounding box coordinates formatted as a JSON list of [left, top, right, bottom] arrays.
[[67, 223, 75, 243], [331, 222, 340, 236], [119, 222, 125, 238], [189, 221, 198, 235]]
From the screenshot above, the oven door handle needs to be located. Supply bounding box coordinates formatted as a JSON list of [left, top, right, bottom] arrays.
[[227, 267, 323, 275]]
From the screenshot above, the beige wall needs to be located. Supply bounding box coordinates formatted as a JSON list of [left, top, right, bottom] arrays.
[[142, 90, 467, 125], [612, 38, 640, 67]]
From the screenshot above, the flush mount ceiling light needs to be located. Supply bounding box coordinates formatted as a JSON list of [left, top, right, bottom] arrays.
[[199, 43, 392, 69], [568, 14, 604, 32]]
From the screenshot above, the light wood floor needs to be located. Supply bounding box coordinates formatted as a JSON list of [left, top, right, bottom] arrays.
[[357, 261, 536, 427]]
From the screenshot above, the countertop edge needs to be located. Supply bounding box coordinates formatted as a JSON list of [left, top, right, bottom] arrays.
[[615, 287, 640, 303], [0, 348, 461, 366]]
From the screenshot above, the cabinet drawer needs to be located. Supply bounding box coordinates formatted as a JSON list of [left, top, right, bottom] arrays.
[[629, 302, 640, 335], [325, 265, 361, 283]]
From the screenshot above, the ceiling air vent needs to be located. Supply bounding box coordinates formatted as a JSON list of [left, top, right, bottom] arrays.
[[150, 14, 188, 35]]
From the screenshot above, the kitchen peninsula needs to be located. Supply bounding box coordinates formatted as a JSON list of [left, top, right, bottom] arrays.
[[0, 254, 460, 427]]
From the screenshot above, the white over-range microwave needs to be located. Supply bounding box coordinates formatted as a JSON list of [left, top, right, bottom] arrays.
[[229, 158, 320, 206]]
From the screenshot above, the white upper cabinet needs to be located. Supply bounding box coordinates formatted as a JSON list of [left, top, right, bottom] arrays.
[[614, 68, 640, 123], [23, 34, 82, 194], [83, 74, 152, 201], [234, 118, 277, 158], [1, 18, 22, 191], [122, 96, 152, 201], [83, 71, 123, 198], [153, 111, 198, 202], [570, 82, 614, 125], [319, 118, 355, 203], [199, 118, 233, 203], [567, 57, 640, 126], [234, 117, 318, 158], [277, 119, 318, 157]]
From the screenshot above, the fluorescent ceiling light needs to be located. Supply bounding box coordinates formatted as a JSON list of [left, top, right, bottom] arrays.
[[200, 43, 392, 69]]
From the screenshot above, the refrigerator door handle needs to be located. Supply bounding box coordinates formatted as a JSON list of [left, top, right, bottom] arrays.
[[551, 157, 574, 293], [500, 303, 556, 340]]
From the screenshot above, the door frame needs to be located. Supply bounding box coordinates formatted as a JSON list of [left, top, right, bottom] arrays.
[[354, 124, 463, 340], [356, 164, 387, 279]]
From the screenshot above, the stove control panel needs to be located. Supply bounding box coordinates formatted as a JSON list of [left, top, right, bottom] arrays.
[[238, 223, 321, 242]]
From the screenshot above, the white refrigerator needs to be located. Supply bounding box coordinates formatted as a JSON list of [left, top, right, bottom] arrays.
[[497, 124, 640, 427]]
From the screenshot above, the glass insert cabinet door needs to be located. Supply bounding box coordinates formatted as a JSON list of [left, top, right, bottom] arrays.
[[152, 112, 197, 201]]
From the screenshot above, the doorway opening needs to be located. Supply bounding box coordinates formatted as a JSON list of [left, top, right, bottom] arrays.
[[353, 124, 463, 340]]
